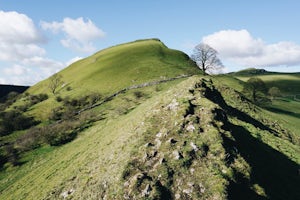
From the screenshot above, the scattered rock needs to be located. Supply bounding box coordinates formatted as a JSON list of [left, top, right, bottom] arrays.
[[173, 150, 183, 160], [190, 142, 198, 152], [190, 168, 195, 175], [155, 138, 161, 148], [186, 123, 195, 132], [141, 184, 152, 197], [159, 157, 166, 164], [156, 132, 163, 138], [61, 188, 75, 199], [166, 99, 179, 110]]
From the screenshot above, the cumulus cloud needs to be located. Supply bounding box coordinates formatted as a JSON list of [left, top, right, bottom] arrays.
[[202, 29, 300, 67], [41, 17, 105, 53], [0, 11, 46, 62], [3, 64, 30, 76], [0, 10, 66, 85], [22, 56, 64, 69], [66, 56, 83, 66], [0, 11, 44, 44]]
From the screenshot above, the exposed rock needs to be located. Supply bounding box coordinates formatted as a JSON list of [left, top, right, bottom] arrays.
[[175, 193, 181, 199], [186, 123, 195, 132], [173, 150, 183, 160], [190, 142, 198, 152], [141, 184, 152, 197], [166, 99, 179, 110], [155, 138, 161, 148], [190, 168, 195, 175], [156, 132, 163, 138], [61, 188, 75, 199]]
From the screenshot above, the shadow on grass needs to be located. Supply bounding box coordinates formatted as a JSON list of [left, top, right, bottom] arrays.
[[200, 80, 300, 199], [264, 106, 300, 119], [222, 122, 300, 200]]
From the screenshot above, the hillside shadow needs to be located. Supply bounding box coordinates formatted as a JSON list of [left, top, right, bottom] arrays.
[[222, 122, 300, 200], [264, 106, 300, 119], [200, 80, 300, 199], [202, 80, 277, 134]]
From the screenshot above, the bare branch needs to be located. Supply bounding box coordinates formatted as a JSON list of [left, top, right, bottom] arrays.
[[191, 43, 224, 74]]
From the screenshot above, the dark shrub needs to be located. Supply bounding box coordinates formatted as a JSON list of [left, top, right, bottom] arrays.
[[28, 93, 48, 106], [0, 110, 38, 136], [55, 96, 63, 102], [42, 121, 79, 146], [16, 127, 42, 151], [4, 144, 19, 166], [133, 91, 145, 99], [49, 107, 64, 121], [66, 86, 72, 91]]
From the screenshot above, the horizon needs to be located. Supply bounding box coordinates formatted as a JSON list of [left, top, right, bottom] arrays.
[[1, 0, 300, 85]]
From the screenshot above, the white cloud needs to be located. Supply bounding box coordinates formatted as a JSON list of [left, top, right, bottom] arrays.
[[202, 29, 300, 67], [4, 64, 30, 76], [0, 11, 46, 62], [22, 56, 64, 69], [0, 11, 44, 44], [66, 56, 83, 66], [0, 11, 69, 85], [41, 17, 105, 53], [0, 78, 6, 84]]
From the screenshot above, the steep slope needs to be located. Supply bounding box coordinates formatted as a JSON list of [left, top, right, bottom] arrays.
[[19, 39, 199, 120], [1, 76, 299, 200], [29, 39, 199, 96]]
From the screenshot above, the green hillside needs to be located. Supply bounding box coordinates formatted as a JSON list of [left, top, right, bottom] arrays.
[[21, 39, 199, 120], [228, 69, 300, 135], [0, 43, 299, 200], [230, 68, 300, 95], [29, 39, 199, 96]]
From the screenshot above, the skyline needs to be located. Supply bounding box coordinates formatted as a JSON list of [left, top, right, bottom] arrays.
[[1, 0, 300, 85]]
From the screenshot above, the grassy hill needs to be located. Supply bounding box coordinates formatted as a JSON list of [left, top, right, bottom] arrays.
[[21, 39, 199, 120], [29, 38, 198, 96], [0, 44, 299, 199]]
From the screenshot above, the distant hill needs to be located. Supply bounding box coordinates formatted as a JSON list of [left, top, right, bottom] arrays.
[[0, 84, 29, 98], [229, 68, 300, 95]]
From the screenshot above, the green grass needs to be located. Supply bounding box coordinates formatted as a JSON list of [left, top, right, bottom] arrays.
[[0, 77, 200, 199], [1, 75, 299, 199]]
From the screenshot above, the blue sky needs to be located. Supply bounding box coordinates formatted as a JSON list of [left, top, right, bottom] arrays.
[[1, 0, 300, 85]]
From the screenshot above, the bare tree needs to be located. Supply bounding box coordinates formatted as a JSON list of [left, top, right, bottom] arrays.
[[191, 43, 224, 74], [49, 73, 63, 94]]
